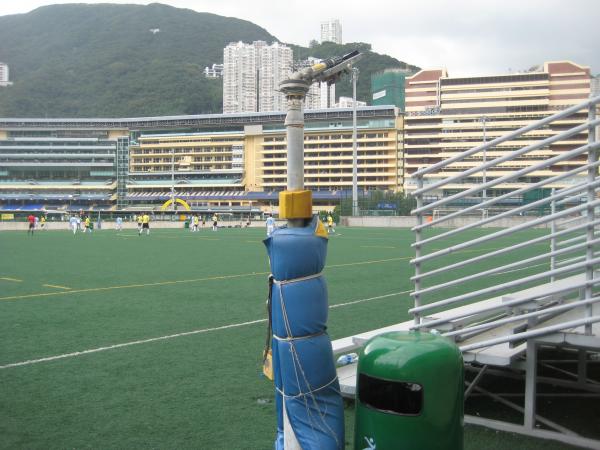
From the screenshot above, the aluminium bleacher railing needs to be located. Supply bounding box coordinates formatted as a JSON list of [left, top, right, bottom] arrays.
[[409, 94, 600, 447], [411, 94, 600, 329]]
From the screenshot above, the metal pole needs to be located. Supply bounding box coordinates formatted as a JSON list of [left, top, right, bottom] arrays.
[[524, 320, 538, 431], [286, 95, 305, 192], [352, 67, 359, 217], [550, 188, 556, 282], [171, 147, 175, 212], [280, 80, 310, 228], [413, 174, 423, 326], [585, 100, 597, 334], [481, 116, 488, 200]]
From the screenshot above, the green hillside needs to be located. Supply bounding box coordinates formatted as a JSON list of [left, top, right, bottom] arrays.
[[0, 3, 418, 118]]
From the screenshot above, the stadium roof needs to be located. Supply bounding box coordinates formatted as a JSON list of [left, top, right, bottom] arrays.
[[0, 106, 399, 130]]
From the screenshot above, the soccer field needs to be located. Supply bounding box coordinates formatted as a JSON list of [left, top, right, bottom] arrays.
[[0, 226, 581, 449]]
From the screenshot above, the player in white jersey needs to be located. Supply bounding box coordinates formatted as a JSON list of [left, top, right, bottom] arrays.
[[115, 216, 123, 231], [266, 214, 275, 237], [69, 215, 78, 234]]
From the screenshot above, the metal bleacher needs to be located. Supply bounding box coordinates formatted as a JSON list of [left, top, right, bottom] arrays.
[[332, 95, 600, 448]]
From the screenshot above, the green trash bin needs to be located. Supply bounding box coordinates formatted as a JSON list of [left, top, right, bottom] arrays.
[[184, 221, 189, 229], [354, 331, 463, 450]]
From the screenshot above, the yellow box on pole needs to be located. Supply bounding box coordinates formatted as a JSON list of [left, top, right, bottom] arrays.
[[279, 190, 312, 219]]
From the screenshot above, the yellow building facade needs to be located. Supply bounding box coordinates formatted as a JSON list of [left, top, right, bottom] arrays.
[[126, 107, 403, 211]]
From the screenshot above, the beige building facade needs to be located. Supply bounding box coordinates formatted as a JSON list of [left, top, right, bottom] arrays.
[[404, 61, 592, 196]]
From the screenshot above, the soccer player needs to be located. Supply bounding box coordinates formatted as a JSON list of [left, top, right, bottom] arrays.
[[40, 215, 46, 230], [84, 216, 91, 233], [137, 214, 143, 233], [27, 214, 35, 235], [193, 214, 199, 232], [69, 215, 78, 234], [266, 214, 275, 237], [115, 216, 123, 231], [140, 213, 150, 235], [327, 213, 335, 234], [202, 216, 206, 228], [212, 214, 218, 231]]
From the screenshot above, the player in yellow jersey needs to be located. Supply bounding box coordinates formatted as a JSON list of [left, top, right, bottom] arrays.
[[327, 214, 335, 234], [85, 216, 92, 233], [136, 214, 143, 233], [40, 215, 46, 230], [212, 214, 218, 231], [140, 213, 150, 236]]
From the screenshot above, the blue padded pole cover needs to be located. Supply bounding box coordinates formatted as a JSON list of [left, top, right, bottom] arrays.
[[264, 216, 344, 450]]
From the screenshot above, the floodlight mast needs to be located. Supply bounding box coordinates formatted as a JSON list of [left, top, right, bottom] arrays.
[[278, 50, 363, 227]]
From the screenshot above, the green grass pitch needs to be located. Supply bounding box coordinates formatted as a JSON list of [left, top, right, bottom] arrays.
[[0, 226, 584, 449]]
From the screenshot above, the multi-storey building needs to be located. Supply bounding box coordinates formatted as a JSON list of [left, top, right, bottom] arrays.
[[372, 69, 412, 110], [254, 111, 402, 195], [223, 41, 260, 113], [0, 106, 402, 212], [203, 63, 224, 78], [335, 97, 367, 108], [0, 130, 129, 211], [404, 61, 592, 197], [257, 42, 293, 112], [127, 131, 246, 208], [222, 41, 292, 114], [320, 19, 342, 44], [592, 75, 600, 97], [0, 62, 12, 87]]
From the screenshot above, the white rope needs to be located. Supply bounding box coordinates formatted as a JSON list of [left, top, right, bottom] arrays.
[[272, 331, 325, 342], [277, 279, 341, 447], [272, 272, 323, 285], [275, 375, 340, 399]]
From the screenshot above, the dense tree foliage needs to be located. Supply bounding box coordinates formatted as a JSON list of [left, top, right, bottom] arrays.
[[0, 3, 274, 117], [0, 4, 419, 118], [333, 191, 417, 221]]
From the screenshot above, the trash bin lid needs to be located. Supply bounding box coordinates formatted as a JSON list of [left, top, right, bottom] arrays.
[[359, 331, 462, 382]]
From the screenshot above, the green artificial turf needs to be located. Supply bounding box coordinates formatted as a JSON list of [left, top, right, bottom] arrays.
[[0, 226, 586, 449]]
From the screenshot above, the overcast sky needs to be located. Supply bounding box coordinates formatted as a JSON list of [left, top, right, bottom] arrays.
[[1, 0, 599, 76]]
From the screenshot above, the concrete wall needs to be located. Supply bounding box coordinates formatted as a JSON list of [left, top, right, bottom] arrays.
[[342, 215, 553, 229]]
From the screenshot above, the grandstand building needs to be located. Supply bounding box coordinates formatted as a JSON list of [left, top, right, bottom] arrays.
[[0, 106, 403, 213], [404, 61, 592, 197], [0, 129, 129, 212]]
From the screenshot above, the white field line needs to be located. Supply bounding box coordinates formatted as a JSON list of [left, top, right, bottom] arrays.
[[0, 277, 22, 282], [494, 261, 549, 276], [0, 291, 408, 370], [330, 290, 410, 309]]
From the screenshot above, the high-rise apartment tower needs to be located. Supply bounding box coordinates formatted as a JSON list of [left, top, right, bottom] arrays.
[[222, 41, 292, 114], [320, 19, 342, 44]]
